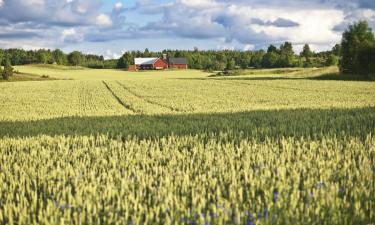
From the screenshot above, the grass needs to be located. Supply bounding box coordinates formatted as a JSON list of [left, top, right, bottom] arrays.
[[0, 72, 57, 82], [0, 64, 374, 224]]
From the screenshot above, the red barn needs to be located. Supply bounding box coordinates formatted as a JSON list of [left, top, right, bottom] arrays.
[[169, 58, 188, 69], [134, 58, 168, 70]]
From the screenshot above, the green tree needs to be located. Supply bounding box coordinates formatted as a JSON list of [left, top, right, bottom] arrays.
[[0, 50, 3, 66], [357, 46, 375, 78], [37, 50, 52, 64], [226, 59, 236, 70], [340, 21, 375, 75], [117, 52, 134, 69], [262, 52, 279, 68], [332, 44, 341, 56], [277, 42, 296, 67], [68, 51, 84, 66], [325, 54, 339, 66], [143, 48, 151, 57], [53, 49, 67, 65], [267, 45, 278, 53], [1, 58, 13, 80], [301, 44, 313, 63]]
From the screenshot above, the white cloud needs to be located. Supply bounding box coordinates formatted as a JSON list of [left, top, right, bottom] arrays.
[[61, 28, 84, 43], [114, 2, 123, 10], [0, 0, 374, 52], [243, 44, 255, 51], [104, 49, 126, 59], [96, 14, 113, 27]]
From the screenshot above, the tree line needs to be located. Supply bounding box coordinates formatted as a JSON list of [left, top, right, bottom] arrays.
[[1, 20, 374, 80], [0, 44, 339, 72]]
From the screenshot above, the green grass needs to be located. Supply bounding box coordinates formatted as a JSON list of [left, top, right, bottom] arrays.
[[0, 72, 57, 82], [0, 65, 374, 224]]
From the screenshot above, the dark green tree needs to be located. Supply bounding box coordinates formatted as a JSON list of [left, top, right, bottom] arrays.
[[226, 59, 236, 70], [325, 54, 339, 66], [356, 46, 375, 78], [332, 44, 341, 56], [1, 58, 13, 80], [37, 49, 52, 64], [143, 48, 151, 57], [267, 45, 278, 53], [301, 44, 313, 63], [68, 51, 84, 66], [340, 21, 375, 75], [53, 49, 67, 65], [262, 52, 279, 68], [278, 42, 295, 67]]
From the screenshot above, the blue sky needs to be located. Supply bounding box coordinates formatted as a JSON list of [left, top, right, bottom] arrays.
[[0, 0, 374, 59]]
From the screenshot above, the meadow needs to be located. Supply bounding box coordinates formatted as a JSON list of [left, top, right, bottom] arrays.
[[0, 65, 374, 224]]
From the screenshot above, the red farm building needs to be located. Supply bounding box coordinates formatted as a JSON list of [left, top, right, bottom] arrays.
[[169, 58, 188, 69], [134, 58, 169, 70], [131, 56, 188, 71]]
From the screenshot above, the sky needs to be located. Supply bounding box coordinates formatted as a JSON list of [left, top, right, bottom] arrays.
[[0, 0, 374, 59]]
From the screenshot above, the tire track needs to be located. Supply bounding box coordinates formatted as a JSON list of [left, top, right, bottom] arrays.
[[116, 81, 186, 113], [102, 81, 137, 113]]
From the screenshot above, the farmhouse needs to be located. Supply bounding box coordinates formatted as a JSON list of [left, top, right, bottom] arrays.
[[130, 56, 188, 71]]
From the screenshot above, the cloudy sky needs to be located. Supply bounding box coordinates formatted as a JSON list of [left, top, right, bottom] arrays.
[[0, 0, 374, 58]]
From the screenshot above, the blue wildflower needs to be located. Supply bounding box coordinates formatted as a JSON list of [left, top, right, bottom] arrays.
[[273, 191, 279, 202]]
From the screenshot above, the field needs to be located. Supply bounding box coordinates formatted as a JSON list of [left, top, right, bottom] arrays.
[[0, 65, 374, 224]]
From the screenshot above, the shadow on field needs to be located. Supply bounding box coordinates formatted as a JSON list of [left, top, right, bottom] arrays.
[[310, 73, 375, 81], [176, 72, 374, 82], [1, 107, 374, 140]]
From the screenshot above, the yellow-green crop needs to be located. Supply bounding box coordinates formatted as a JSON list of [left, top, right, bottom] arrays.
[[0, 65, 374, 224]]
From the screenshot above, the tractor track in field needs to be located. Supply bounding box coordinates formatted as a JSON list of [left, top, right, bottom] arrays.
[[116, 81, 186, 113], [102, 81, 138, 113]]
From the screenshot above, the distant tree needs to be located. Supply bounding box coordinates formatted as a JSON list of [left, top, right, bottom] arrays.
[[68, 51, 84, 66], [340, 21, 375, 75], [301, 44, 313, 63], [1, 58, 13, 80], [252, 50, 265, 68], [37, 50, 52, 64], [205, 60, 226, 72], [0, 50, 3, 66], [143, 48, 151, 57], [262, 52, 279, 68], [117, 56, 128, 69], [332, 44, 341, 56], [325, 54, 339, 66], [226, 59, 236, 70], [117, 52, 134, 69], [52, 49, 67, 65], [267, 45, 278, 53], [278, 42, 295, 67]]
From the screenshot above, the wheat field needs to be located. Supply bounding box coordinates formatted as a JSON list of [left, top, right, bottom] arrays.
[[0, 65, 374, 224]]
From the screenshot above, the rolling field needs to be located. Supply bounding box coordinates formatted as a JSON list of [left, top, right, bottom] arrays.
[[0, 65, 375, 224]]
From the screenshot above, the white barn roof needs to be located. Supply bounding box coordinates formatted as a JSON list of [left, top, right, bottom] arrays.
[[134, 58, 159, 65]]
